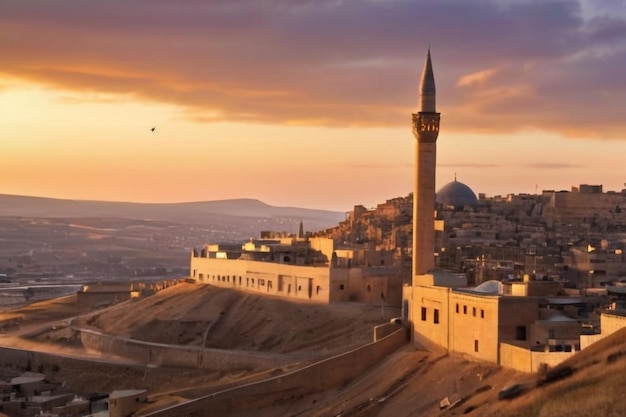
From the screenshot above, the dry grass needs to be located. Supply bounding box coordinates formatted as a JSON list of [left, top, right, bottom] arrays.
[[76, 281, 399, 355], [470, 327, 626, 417]]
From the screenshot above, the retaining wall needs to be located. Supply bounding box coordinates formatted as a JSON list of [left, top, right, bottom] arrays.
[[77, 327, 298, 371], [143, 327, 408, 417]]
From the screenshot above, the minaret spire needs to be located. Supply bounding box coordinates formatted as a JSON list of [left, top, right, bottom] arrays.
[[411, 49, 441, 279], [419, 48, 436, 113]]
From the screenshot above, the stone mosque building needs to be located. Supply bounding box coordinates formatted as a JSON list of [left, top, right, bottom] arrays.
[[402, 51, 584, 372], [189, 50, 618, 373]]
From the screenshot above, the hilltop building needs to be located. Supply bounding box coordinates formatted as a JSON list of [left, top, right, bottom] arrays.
[[190, 235, 404, 306], [400, 51, 626, 372], [187, 49, 626, 374]]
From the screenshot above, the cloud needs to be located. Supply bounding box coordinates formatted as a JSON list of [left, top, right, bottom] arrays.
[[457, 68, 500, 87], [1, 0, 625, 138]]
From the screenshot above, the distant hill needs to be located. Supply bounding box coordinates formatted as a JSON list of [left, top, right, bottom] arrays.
[[0, 194, 345, 232]]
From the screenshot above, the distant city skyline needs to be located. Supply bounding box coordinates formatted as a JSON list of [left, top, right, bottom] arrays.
[[1, 1, 625, 211]]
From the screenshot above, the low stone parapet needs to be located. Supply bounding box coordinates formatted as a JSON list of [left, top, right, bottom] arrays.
[[142, 328, 408, 416], [76, 327, 298, 371]]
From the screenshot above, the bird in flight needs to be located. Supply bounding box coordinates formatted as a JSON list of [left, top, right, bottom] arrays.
[[150, 126, 156, 132]]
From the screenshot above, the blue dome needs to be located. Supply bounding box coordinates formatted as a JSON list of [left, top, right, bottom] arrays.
[[436, 180, 478, 208]]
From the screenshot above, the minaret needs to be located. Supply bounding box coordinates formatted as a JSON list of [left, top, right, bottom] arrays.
[[412, 49, 440, 282]]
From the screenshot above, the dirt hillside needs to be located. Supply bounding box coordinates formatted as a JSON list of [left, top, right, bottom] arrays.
[[77, 281, 400, 355]]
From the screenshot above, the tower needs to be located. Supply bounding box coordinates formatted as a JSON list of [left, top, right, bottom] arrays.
[[412, 49, 440, 282]]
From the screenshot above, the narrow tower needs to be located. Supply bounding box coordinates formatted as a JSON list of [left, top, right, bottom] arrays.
[[412, 49, 440, 282]]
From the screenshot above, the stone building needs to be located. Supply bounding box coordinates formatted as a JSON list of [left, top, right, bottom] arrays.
[[190, 236, 404, 306], [401, 50, 613, 372]]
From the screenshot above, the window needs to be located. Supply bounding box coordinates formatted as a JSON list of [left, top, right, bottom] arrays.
[[259, 279, 265, 286], [481, 309, 485, 318], [421, 307, 427, 321], [474, 339, 479, 352], [339, 284, 344, 290], [434, 309, 439, 324], [463, 305, 467, 314], [516, 326, 527, 341], [472, 307, 476, 317], [367, 285, 371, 292], [455, 303, 459, 313]]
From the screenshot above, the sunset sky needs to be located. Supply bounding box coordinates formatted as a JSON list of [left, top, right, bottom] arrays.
[[1, 0, 625, 212]]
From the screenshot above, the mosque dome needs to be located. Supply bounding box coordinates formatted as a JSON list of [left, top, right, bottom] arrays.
[[436, 179, 478, 209], [473, 280, 502, 294]]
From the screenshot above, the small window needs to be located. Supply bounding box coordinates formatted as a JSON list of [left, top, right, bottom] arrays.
[[434, 309, 439, 324], [480, 309, 485, 318], [463, 305, 467, 314], [472, 307, 476, 317], [367, 285, 371, 292], [474, 339, 479, 352], [455, 303, 459, 313], [421, 307, 427, 321], [339, 284, 345, 290], [516, 326, 527, 341]]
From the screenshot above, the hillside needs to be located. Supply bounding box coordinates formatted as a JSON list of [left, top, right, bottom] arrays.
[[0, 194, 346, 281], [74, 282, 396, 356], [6, 283, 625, 416], [0, 194, 344, 232], [238, 326, 626, 417]]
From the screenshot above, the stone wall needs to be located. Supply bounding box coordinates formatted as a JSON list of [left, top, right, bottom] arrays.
[[451, 292, 501, 363], [406, 284, 451, 353], [373, 322, 405, 341], [142, 328, 408, 417], [77, 327, 297, 371], [580, 311, 626, 349], [500, 342, 577, 373], [191, 256, 402, 307], [191, 257, 331, 303]]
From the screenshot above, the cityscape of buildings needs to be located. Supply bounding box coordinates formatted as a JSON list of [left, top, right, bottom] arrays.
[[190, 51, 626, 375], [2, 49, 626, 415]]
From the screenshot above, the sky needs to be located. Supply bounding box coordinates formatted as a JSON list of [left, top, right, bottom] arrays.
[[1, 0, 626, 212]]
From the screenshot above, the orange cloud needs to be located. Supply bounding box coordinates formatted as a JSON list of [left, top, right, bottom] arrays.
[[457, 68, 500, 87]]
